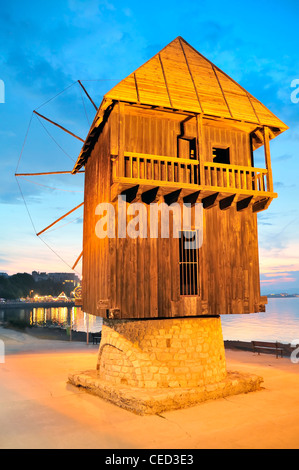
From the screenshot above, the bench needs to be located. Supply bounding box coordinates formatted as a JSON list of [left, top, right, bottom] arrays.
[[91, 332, 102, 345], [252, 341, 283, 358]]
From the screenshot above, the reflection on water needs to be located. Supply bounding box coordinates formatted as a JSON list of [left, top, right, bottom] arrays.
[[221, 298, 299, 344], [0, 298, 298, 344], [0, 306, 103, 333]]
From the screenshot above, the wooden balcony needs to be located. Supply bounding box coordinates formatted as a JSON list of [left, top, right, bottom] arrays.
[[111, 152, 277, 212]]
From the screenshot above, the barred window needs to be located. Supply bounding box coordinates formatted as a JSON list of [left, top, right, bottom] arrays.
[[179, 230, 199, 296]]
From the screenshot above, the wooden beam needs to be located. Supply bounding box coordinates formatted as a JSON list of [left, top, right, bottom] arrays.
[[252, 197, 272, 213], [121, 185, 140, 203], [158, 53, 173, 108], [268, 128, 276, 140], [219, 194, 236, 211], [78, 80, 98, 111], [34, 111, 85, 143], [254, 129, 264, 143], [72, 251, 83, 270], [141, 187, 160, 204], [179, 38, 203, 113], [183, 190, 201, 205], [212, 65, 233, 118], [237, 196, 253, 212], [196, 114, 204, 185], [263, 126, 273, 192], [36, 202, 84, 236], [164, 189, 182, 205], [133, 73, 140, 103], [118, 102, 125, 177], [15, 170, 85, 176], [202, 192, 219, 209]]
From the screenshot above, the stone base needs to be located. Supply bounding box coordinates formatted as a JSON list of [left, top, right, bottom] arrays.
[[97, 317, 227, 389], [68, 370, 263, 415]]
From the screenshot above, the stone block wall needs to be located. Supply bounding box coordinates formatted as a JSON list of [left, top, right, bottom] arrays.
[[97, 317, 227, 388]]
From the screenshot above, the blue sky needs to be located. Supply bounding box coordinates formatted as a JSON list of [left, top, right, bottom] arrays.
[[0, 0, 298, 293]]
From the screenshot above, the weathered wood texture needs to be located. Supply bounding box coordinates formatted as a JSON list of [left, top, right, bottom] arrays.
[[72, 37, 287, 174], [82, 119, 111, 316], [105, 37, 287, 131], [82, 105, 263, 318]]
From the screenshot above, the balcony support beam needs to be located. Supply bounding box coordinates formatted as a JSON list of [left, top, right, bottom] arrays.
[[219, 194, 237, 211], [164, 189, 182, 206], [183, 190, 201, 205], [121, 185, 140, 203], [252, 197, 272, 213], [237, 196, 253, 212], [141, 187, 161, 204], [202, 192, 219, 209]]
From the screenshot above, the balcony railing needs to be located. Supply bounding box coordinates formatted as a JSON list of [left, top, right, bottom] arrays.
[[202, 162, 270, 193], [120, 152, 199, 186], [112, 152, 274, 197]]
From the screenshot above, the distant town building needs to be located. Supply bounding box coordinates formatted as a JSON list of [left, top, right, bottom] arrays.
[[31, 271, 80, 285], [31, 271, 49, 282]]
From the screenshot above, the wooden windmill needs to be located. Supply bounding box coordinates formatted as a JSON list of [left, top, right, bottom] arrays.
[[20, 37, 288, 409], [70, 37, 287, 320]]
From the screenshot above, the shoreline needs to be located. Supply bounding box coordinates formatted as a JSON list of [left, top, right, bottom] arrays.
[[0, 323, 295, 357], [0, 301, 76, 309], [0, 324, 100, 343]]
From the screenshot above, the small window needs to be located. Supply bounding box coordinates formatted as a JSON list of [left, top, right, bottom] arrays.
[[179, 230, 199, 296], [212, 147, 230, 164]]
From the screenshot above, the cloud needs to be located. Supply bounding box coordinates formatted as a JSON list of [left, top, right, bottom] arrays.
[[274, 153, 292, 161], [260, 269, 299, 294], [261, 277, 297, 285], [259, 240, 299, 275]]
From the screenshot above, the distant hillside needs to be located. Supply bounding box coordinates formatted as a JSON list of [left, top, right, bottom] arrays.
[[0, 273, 75, 300]]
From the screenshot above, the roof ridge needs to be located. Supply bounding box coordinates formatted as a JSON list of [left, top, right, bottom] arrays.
[[178, 37, 203, 113]]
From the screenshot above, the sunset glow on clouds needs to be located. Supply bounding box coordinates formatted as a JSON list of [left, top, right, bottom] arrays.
[[259, 242, 299, 292]]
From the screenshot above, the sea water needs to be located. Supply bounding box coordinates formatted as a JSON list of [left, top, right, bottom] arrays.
[[0, 298, 298, 344], [221, 297, 299, 344]]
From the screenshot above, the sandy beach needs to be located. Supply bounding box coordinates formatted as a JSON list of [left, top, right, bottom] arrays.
[[0, 326, 299, 449]]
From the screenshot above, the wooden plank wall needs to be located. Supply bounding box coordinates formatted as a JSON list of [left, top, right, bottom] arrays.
[[111, 104, 252, 165], [109, 205, 160, 318], [82, 104, 262, 317], [202, 207, 261, 315], [82, 119, 111, 316], [202, 124, 252, 166], [124, 108, 181, 157], [106, 204, 261, 317]]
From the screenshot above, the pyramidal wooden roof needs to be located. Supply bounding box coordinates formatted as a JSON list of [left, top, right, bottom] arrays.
[[105, 36, 287, 128], [72, 37, 288, 172]]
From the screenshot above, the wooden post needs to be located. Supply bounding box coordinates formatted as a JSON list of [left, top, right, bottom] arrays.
[[118, 102, 125, 178], [72, 251, 83, 270], [263, 126, 273, 192], [196, 114, 204, 185], [86, 313, 89, 345], [36, 202, 84, 236], [78, 80, 98, 111], [34, 110, 84, 143]]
